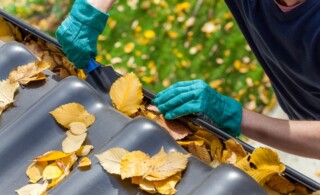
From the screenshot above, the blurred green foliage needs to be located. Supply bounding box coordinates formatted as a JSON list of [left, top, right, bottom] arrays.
[[1, 0, 275, 113]]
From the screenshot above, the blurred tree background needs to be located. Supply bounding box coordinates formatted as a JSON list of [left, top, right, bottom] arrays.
[[0, 0, 276, 114]]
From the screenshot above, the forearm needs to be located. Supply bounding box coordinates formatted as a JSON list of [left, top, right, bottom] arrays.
[[241, 109, 320, 159], [87, 0, 115, 12]]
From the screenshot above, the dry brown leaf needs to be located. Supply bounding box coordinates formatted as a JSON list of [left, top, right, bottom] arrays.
[[95, 147, 129, 175], [266, 173, 295, 194], [187, 142, 211, 164], [34, 151, 71, 162], [26, 161, 48, 183], [43, 162, 63, 180], [62, 131, 87, 153], [78, 157, 92, 168], [69, 122, 87, 135], [8, 60, 50, 85], [110, 72, 143, 116], [75, 145, 94, 157], [0, 79, 19, 116], [50, 103, 95, 128], [15, 180, 48, 195], [120, 151, 151, 179], [154, 115, 192, 140], [144, 147, 190, 181], [224, 139, 247, 162]]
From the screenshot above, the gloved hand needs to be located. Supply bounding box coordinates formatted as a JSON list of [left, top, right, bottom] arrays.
[[55, 0, 109, 69], [152, 80, 242, 137]]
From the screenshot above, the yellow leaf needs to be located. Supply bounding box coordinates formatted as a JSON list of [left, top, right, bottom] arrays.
[[132, 177, 157, 194], [235, 154, 252, 171], [75, 145, 94, 157], [26, 161, 47, 183], [177, 140, 204, 147], [224, 139, 247, 162], [266, 174, 295, 194], [34, 151, 71, 162], [154, 172, 181, 195], [47, 171, 69, 189], [110, 73, 143, 116], [144, 147, 190, 181], [69, 122, 87, 135], [209, 135, 223, 161], [78, 157, 92, 168], [50, 103, 95, 128], [15, 181, 48, 195], [43, 162, 63, 180], [187, 142, 211, 164], [221, 149, 237, 164], [48, 154, 77, 189], [247, 169, 276, 185], [250, 148, 285, 173], [0, 79, 19, 116], [8, 60, 50, 85], [62, 131, 87, 153], [0, 17, 14, 42], [95, 147, 129, 175], [120, 151, 151, 179]]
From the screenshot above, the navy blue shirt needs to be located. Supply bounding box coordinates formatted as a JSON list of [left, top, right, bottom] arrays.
[[225, 0, 320, 120]]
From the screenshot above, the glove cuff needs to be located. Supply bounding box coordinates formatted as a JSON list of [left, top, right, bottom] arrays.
[[219, 96, 242, 137], [70, 0, 109, 33]]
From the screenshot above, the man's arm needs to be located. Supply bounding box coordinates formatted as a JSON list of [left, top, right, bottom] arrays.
[[87, 0, 115, 12], [242, 109, 320, 159]]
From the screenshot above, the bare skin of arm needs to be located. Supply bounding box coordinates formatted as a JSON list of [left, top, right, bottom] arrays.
[[241, 109, 320, 159], [87, 0, 116, 12], [279, 0, 305, 6]]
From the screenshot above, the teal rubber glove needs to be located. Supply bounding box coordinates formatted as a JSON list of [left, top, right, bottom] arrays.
[[55, 0, 109, 69], [152, 80, 242, 137]]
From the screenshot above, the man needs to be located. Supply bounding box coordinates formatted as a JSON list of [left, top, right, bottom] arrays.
[[56, 0, 320, 159]]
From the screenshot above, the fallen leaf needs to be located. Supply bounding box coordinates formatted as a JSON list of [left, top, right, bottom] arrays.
[[154, 172, 181, 195], [224, 139, 247, 162], [96, 147, 129, 175], [110, 72, 143, 116], [69, 122, 87, 135], [120, 151, 151, 179], [34, 151, 71, 162], [187, 142, 211, 164], [250, 148, 285, 173], [43, 162, 63, 180], [144, 147, 190, 181], [8, 60, 50, 85], [26, 161, 48, 183], [0, 79, 19, 116], [75, 145, 94, 157], [50, 103, 95, 128], [62, 132, 87, 153], [15, 181, 48, 195], [266, 173, 295, 194], [154, 115, 192, 140], [78, 157, 92, 168]]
